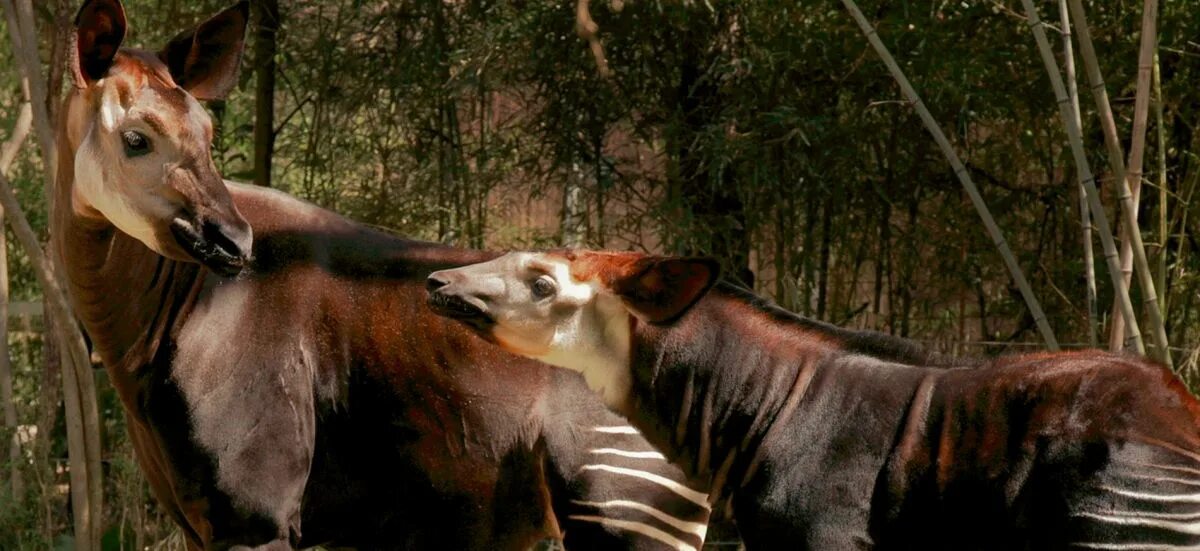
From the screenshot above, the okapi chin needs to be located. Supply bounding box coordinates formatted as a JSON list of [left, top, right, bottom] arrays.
[[428, 249, 1200, 549]]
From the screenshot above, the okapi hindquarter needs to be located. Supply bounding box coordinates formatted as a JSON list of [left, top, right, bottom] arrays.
[[424, 251, 1200, 549], [640, 293, 1200, 549]]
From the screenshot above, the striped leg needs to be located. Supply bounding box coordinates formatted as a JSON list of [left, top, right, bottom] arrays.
[[1068, 444, 1200, 550], [541, 373, 712, 550]]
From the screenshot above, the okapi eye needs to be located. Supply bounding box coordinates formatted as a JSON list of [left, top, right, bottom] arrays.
[[121, 130, 151, 158], [531, 276, 557, 300]]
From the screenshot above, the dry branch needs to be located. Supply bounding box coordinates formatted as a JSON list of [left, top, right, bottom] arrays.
[[576, 0, 612, 78], [1, 0, 104, 548], [839, 0, 1060, 350], [0, 63, 32, 507]]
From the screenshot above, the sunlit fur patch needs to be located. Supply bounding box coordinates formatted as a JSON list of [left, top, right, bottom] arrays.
[[548, 250, 653, 291]]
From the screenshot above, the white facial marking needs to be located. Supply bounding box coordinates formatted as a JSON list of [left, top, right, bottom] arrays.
[[99, 83, 126, 131], [566, 515, 697, 551], [72, 83, 215, 257], [74, 113, 170, 250], [530, 255, 633, 411]]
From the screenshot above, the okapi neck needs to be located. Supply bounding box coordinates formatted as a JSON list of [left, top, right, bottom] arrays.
[[625, 284, 844, 501], [52, 117, 203, 377]]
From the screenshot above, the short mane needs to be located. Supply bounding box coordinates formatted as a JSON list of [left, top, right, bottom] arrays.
[[712, 281, 972, 368]]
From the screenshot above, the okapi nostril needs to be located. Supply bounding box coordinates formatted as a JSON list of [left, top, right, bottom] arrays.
[[426, 274, 450, 292], [202, 220, 249, 260]]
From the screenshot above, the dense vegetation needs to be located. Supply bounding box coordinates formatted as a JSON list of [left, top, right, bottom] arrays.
[[1, 0, 1198, 547]]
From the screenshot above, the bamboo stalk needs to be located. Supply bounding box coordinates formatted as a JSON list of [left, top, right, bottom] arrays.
[[0, 170, 99, 551], [1065, 0, 1171, 365], [1059, 0, 1097, 347], [1, 2, 104, 548], [840, 0, 1060, 350], [1109, 0, 1159, 351], [1018, 0, 1164, 358], [0, 70, 31, 507], [1152, 55, 1167, 316]]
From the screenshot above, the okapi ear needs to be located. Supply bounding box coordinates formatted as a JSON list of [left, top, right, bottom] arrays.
[[158, 1, 249, 101], [612, 257, 720, 324], [72, 0, 127, 87]]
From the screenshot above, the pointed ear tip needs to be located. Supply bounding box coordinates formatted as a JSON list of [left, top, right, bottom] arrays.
[[75, 0, 127, 25]]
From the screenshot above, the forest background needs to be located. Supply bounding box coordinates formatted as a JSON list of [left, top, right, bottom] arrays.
[[0, 0, 1198, 548]]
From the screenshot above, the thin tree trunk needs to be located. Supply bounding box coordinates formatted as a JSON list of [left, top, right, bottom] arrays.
[[816, 196, 832, 320], [35, 319, 60, 542], [0, 210, 16, 506], [0, 86, 31, 508], [840, 0, 1060, 349], [1059, 0, 1098, 347], [1065, 0, 1170, 364], [1108, 0, 1160, 351], [562, 163, 586, 248], [1152, 55, 1167, 316], [801, 194, 817, 316], [2, 1, 104, 547], [253, 0, 279, 187]]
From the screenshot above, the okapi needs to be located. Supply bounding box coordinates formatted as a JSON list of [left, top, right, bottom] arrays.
[[428, 249, 1200, 550], [55, 2, 713, 549]]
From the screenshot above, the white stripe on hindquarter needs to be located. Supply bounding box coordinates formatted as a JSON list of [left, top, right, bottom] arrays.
[[1085, 510, 1200, 522], [1071, 543, 1200, 550], [572, 499, 708, 540], [1073, 511, 1200, 535], [590, 448, 667, 460], [1133, 463, 1200, 479], [1099, 486, 1200, 503], [594, 425, 641, 434], [580, 464, 710, 508], [1123, 472, 1200, 488], [568, 515, 698, 551]]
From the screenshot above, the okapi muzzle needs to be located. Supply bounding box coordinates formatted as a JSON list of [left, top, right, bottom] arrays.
[[163, 163, 252, 277], [426, 264, 501, 332]]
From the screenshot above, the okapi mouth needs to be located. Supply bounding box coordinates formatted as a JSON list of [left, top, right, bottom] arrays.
[[427, 290, 494, 328], [169, 217, 248, 277]]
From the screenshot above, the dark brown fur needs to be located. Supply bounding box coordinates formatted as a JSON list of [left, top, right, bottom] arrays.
[[623, 282, 1200, 549], [55, 5, 712, 546]]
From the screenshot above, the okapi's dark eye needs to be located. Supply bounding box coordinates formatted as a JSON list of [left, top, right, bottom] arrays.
[[531, 276, 557, 300], [121, 130, 151, 158]]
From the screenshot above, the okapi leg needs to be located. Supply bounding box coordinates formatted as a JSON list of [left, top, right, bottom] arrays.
[[541, 371, 712, 551]]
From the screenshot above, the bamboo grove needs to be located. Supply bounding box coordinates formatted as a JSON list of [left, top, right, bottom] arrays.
[[0, 0, 1199, 547]]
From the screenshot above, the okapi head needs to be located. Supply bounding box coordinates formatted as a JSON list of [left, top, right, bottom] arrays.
[[426, 250, 719, 408], [63, 0, 252, 275]]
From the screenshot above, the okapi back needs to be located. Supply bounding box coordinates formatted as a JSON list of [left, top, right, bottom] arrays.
[[620, 282, 1200, 549]]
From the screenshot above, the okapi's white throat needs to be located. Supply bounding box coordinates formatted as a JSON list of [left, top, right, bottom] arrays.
[[531, 257, 634, 412], [72, 81, 173, 252]]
